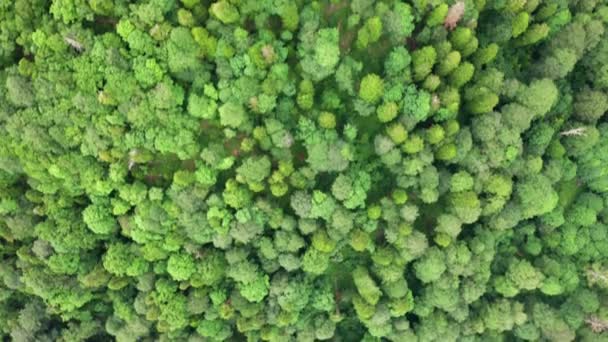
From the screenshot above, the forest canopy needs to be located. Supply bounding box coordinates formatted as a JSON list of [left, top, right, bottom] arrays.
[[1, 0, 608, 341]]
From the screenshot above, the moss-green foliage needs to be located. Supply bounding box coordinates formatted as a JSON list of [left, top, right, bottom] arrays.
[[0, 0, 607, 341]]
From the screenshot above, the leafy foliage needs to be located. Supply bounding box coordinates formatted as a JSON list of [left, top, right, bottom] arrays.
[[0, 0, 607, 341]]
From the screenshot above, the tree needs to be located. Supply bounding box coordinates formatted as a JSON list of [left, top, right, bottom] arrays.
[[167, 252, 196, 281], [359, 74, 384, 104], [515, 174, 559, 219], [414, 248, 446, 283], [573, 88, 608, 123], [82, 201, 118, 235]]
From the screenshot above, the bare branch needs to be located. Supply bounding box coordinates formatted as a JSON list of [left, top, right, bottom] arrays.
[[64, 36, 84, 52], [587, 268, 608, 285], [560, 127, 587, 136], [432, 94, 441, 108], [586, 316, 608, 333], [128, 149, 139, 171], [444, 1, 465, 30]]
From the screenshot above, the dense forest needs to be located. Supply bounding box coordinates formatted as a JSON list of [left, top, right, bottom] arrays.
[[1, 0, 608, 340]]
